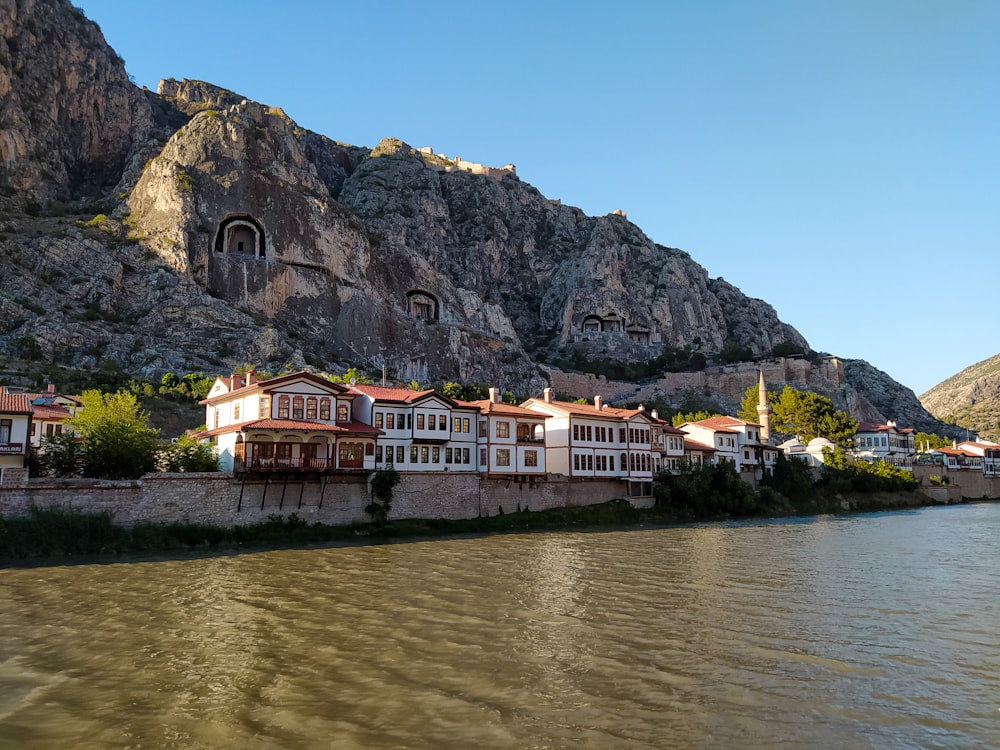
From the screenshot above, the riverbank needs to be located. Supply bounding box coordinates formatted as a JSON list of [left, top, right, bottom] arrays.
[[0, 489, 952, 566]]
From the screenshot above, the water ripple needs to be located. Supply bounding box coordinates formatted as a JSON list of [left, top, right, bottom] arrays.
[[1, 504, 998, 748]]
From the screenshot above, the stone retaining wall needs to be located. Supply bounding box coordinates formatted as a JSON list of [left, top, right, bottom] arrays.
[[912, 464, 999, 500], [0, 472, 643, 527]]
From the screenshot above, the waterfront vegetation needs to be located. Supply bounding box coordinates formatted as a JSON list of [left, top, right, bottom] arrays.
[[1, 452, 926, 564]]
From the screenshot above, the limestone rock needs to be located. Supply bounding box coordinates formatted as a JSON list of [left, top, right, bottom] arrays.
[[0, 1, 959, 439], [0, 0, 153, 203]]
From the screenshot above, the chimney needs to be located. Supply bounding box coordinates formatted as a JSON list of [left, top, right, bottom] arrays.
[[651, 409, 659, 420], [638, 403, 645, 412], [594, 395, 603, 410], [247, 370, 257, 386], [488, 387, 499, 403], [543, 387, 553, 403], [231, 373, 243, 390], [46, 383, 56, 395]]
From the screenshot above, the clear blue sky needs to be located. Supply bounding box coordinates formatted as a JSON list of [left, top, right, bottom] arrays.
[[77, 0, 999, 397]]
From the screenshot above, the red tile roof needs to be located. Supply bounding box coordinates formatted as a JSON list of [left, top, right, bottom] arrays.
[[30, 404, 72, 421], [350, 384, 438, 403], [521, 397, 652, 421], [202, 371, 356, 405], [856, 422, 912, 434], [935, 447, 977, 458], [461, 399, 550, 417], [652, 421, 687, 435], [0, 387, 32, 415], [683, 438, 717, 453], [693, 416, 759, 431]]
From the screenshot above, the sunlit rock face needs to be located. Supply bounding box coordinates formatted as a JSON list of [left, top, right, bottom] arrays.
[[2, 1, 826, 398], [0, 0, 153, 203]]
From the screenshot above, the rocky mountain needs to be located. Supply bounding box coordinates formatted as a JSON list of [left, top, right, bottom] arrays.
[[0, 0, 955, 436], [919, 354, 1000, 441]]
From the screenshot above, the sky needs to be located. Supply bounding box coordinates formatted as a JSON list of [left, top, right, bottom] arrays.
[[76, 0, 999, 396]]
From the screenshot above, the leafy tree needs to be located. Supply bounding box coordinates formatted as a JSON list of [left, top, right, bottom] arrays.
[[653, 462, 759, 517], [770, 342, 806, 358], [671, 410, 715, 427], [327, 367, 374, 385], [70, 390, 160, 479], [157, 434, 219, 472], [761, 452, 816, 503], [913, 432, 953, 451], [739, 383, 857, 448], [158, 371, 213, 401], [737, 383, 774, 423], [366, 466, 401, 525], [37, 432, 84, 477], [716, 338, 753, 364], [441, 381, 463, 400], [819, 448, 919, 493]]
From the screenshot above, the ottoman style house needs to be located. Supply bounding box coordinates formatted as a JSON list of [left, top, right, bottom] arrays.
[[199, 371, 382, 474], [0, 386, 32, 485], [679, 416, 778, 479], [459, 388, 549, 479], [25, 385, 80, 448], [520, 388, 657, 495], [347, 384, 480, 473], [648, 411, 688, 474]]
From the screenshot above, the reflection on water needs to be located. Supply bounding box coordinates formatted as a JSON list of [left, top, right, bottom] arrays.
[[1, 504, 998, 749]]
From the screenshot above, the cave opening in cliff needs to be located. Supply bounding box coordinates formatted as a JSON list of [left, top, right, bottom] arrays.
[[406, 290, 440, 321], [214, 214, 267, 259]]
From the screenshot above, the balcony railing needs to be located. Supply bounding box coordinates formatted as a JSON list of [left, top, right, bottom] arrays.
[[244, 456, 332, 471]]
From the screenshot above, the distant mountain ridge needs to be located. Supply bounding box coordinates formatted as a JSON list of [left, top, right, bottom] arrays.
[[0, 0, 956, 437], [919, 354, 1000, 441]]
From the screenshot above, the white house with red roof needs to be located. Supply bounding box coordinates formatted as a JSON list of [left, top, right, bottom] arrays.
[[25, 385, 79, 448], [0, 386, 32, 484], [852, 421, 915, 469], [679, 416, 777, 477], [520, 388, 656, 492], [200, 371, 381, 473], [932, 440, 1000, 475], [649, 410, 687, 473], [348, 384, 479, 472], [461, 388, 548, 477]]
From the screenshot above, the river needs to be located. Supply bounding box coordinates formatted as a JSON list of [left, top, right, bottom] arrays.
[[1, 503, 997, 749]]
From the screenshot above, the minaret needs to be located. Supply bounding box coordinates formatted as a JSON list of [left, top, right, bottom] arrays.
[[756, 368, 771, 444]]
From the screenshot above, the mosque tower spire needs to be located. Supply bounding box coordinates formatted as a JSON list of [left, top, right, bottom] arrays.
[[756, 368, 771, 444]]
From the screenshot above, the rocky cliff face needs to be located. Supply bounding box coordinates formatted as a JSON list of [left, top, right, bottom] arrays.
[[0, 0, 953, 436], [0, 0, 153, 204], [840, 359, 963, 436], [919, 354, 1000, 441], [124, 84, 809, 392]]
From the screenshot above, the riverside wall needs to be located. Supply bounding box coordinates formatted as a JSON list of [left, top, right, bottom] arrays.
[[912, 464, 999, 501], [0, 472, 650, 528]]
